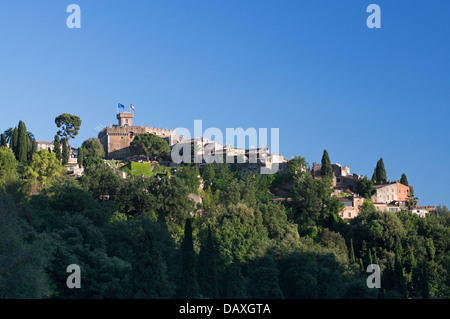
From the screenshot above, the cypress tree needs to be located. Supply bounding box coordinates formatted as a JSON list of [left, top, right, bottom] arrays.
[[248, 255, 284, 299], [61, 138, 69, 165], [53, 135, 61, 161], [400, 173, 409, 186], [394, 257, 408, 298], [373, 251, 379, 267], [17, 121, 29, 164], [421, 262, 430, 299], [349, 239, 356, 264], [10, 127, 18, 154], [226, 265, 247, 299], [320, 149, 333, 180], [372, 158, 387, 184], [0, 134, 6, 147], [28, 137, 36, 161], [77, 147, 84, 167], [198, 226, 219, 299], [358, 258, 364, 272], [178, 218, 199, 298], [132, 230, 171, 298]]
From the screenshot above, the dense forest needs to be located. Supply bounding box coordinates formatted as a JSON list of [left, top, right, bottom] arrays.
[[0, 121, 449, 299]]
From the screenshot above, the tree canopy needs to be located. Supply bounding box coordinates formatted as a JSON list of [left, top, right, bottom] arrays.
[[130, 133, 170, 162], [55, 113, 82, 150], [372, 158, 387, 184], [81, 137, 105, 159]]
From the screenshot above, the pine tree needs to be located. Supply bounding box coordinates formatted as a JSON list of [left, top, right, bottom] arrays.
[[178, 218, 199, 298], [0, 134, 6, 147], [198, 225, 219, 299], [53, 135, 61, 161], [17, 121, 29, 164], [61, 138, 69, 165], [320, 149, 333, 180]]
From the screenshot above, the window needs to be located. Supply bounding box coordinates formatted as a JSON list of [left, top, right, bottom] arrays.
[[348, 212, 352, 218]]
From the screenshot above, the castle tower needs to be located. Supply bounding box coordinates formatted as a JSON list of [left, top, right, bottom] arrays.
[[117, 112, 134, 127]]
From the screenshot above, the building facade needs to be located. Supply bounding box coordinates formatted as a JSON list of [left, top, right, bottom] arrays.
[[371, 182, 410, 204], [98, 112, 175, 160]]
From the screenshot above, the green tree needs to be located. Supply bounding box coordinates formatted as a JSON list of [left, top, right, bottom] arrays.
[[0, 134, 6, 147], [116, 177, 157, 215], [286, 155, 307, 181], [371, 158, 387, 184], [177, 218, 200, 298], [132, 222, 171, 298], [3, 128, 14, 145], [198, 226, 219, 299], [79, 161, 123, 202], [61, 138, 69, 165], [0, 196, 53, 298], [81, 137, 105, 159], [53, 135, 61, 161], [23, 150, 63, 192], [55, 113, 82, 151], [249, 255, 284, 299], [225, 265, 247, 298], [349, 239, 356, 264], [28, 137, 37, 161], [10, 127, 18, 154], [77, 147, 84, 167], [400, 173, 409, 186], [201, 164, 215, 190], [320, 149, 333, 180], [178, 165, 201, 194], [156, 177, 194, 225], [130, 133, 170, 162], [356, 176, 375, 199], [0, 147, 19, 193]]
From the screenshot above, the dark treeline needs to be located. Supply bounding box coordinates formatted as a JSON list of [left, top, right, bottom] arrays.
[[0, 146, 449, 299]]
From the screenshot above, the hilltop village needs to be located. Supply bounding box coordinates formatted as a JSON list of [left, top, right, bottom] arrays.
[[1, 112, 448, 300], [32, 111, 435, 220]]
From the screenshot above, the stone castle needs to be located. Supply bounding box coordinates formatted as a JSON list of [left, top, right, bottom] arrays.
[[97, 112, 287, 174], [98, 112, 175, 160]]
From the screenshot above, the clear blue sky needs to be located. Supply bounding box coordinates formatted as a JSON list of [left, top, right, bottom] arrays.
[[1, 1, 449, 206]]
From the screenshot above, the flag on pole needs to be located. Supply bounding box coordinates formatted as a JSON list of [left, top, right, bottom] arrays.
[[130, 104, 135, 111], [118, 103, 125, 109]]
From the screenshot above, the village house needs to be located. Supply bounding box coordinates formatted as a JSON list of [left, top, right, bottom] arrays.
[[339, 194, 365, 219], [371, 182, 410, 205], [36, 140, 77, 164], [311, 162, 362, 192]]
